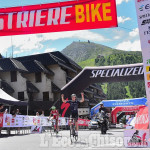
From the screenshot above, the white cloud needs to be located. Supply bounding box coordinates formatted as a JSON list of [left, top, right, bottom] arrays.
[[44, 48, 56, 53], [42, 30, 110, 42], [116, 40, 141, 51], [129, 28, 139, 37], [116, 0, 130, 5], [114, 36, 120, 40], [0, 30, 110, 55], [0, 36, 12, 54], [117, 16, 131, 24]]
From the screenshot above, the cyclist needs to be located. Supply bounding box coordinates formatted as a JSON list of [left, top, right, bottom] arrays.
[[50, 106, 59, 132], [61, 93, 84, 135]]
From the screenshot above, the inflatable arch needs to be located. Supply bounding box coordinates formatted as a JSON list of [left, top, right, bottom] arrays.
[[61, 63, 144, 97], [111, 105, 145, 124]]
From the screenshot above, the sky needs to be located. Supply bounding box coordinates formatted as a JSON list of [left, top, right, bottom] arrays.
[[0, 0, 141, 58]]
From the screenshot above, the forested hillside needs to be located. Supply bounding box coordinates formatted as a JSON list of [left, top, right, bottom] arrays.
[[95, 53, 146, 100]]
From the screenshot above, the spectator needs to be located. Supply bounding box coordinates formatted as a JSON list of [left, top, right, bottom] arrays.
[[40, 111, 44, 117], [15, 109, 21, 115], [15, 109, 21, 134], [36, 112, 39, 116], [0, 104, 4, 113]]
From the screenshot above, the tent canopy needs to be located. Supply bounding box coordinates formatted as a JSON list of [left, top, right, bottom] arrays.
[[0, 89, 27, 106]]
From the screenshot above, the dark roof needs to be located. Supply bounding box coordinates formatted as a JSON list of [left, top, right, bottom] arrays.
[[0, 80, 14, 93], [50, 53, 77, 73], [26, 81, 39, 93], [84, 88, 94, 94], [52, 82, 60, 93], [22, 60, 54, 75], [89, 84, 102, 90], [51, 51, 82, 70], [15, 52, 79, 73], [89, 99, 99, 106], [0, 58, 28, 72], [66, 76, 72, 82], [93, 94, 103, 99], [15, 53, 57, 65]]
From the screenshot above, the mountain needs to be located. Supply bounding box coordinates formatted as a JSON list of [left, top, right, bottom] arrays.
[[61, 41, 142, 65], [61, 41, 145, 100]]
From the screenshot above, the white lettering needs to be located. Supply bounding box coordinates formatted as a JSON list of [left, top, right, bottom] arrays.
[[29, 11, 35, 27], [8, 13, 14, 29], [60, 6, 72, 24], [35, 10, 46, 26], [17, 11, 29, 28], [47, 8, 60, 25]]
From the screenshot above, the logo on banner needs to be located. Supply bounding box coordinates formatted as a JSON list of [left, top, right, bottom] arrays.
[[137, 0, 147, 2], [147, 59, 150, 64], [144, 26, 150, 35], [127, 130, 148, 147], [90, 66, 143, 78], [146, 66, 150, 72], [141, 19, 150, 25], [147, 82, 150, 88], [139, 13, 150, 19], [147, 74, 150, 80], [139, 4, 150, 11]]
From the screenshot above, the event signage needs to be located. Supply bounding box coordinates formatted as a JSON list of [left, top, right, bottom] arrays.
[[135, 0, 150, 132], [0, 114, 89, 127], [90, 98, 147, 117], [124, 129, 150, 148], [90, 66, 143, 78], [0, 0, 117, 36]]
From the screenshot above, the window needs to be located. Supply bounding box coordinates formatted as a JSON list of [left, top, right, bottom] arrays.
[[18, 92, 24, 101], [35, 72, 41, 82], [43, 92, 49, 101], [11, 71, 17, 82]]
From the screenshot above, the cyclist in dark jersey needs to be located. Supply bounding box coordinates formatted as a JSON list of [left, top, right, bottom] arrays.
[[61, 93, 84, 134]]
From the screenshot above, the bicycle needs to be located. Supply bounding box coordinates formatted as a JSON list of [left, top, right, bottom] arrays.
[[48, 117, 59, 136], [68, 117, 78, 143]]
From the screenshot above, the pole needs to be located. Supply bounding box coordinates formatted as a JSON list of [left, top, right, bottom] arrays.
[[9, 106, 11, 114]]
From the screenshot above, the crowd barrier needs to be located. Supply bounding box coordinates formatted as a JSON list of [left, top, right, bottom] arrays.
[[0, 113, 90, 128]]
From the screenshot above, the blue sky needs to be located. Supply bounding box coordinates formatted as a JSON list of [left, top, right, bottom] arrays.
[[0, 0, 141, 58]]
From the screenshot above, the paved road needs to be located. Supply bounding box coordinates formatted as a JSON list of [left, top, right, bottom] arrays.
[[0, 128, 149, 150]]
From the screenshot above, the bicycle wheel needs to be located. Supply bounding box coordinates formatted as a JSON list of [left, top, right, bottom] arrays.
[[50, 126, 53, 136], [75, 133, 78, 142], [70, 124, 74, 143]]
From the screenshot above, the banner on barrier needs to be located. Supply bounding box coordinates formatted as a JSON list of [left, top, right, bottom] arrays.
[[0, 0, 117, 36], [31, 125, 42, 134], [1, 114, 89, 127], [124, 129, 150, 148]]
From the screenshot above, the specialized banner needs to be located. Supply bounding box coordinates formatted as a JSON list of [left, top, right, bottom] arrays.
[[135, 0, 150, 131], [0, 0, 117, 36]]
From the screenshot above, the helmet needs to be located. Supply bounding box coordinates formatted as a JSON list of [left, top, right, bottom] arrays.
[[71, 94, 76, 98], [51, 106, 56, 110], [100, 102, 103, 105]]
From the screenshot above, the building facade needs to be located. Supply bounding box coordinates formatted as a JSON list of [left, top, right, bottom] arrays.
[[0, 52, 106, 116]]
